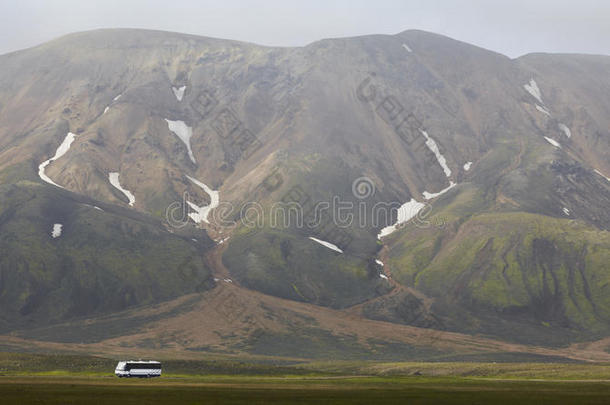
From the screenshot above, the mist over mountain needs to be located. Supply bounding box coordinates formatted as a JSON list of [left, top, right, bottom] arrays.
[[0, 28, 609, 360]]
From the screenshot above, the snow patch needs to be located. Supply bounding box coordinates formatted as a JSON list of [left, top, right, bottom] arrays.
[[103, 106, 109, 115], [379, 274, 389, 280], [38, 132, 77, 188], [594, 169, 610, 182], [186, 201, 205, 224], [94, 206, 103, 211], [185, 175, 219, 224], [108, 172, 136, 206], [420, 130, 452, 177], [544, 137, 561, 148], [402, 43, 413, 53], [51, 223, 63, 238], [113, 94, 122, 101], [165, 119, 196, 164], [378, 198, 426, 239], [536, 104, 551, 116], [463, 162, 472, 171], [558, 123, 572, 138], [524, 79, 543, 104], [375, 259, 384, 267], [223, 278, 233, 283], [308, 237, 343, 253], [562, 207, 570, 216], [423, 181, 457, 200], [172, 86, 186, 101]]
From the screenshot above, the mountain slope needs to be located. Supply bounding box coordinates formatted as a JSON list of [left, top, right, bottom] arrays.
[[0, 28, 608, 355], [0, 179, 215, 331]]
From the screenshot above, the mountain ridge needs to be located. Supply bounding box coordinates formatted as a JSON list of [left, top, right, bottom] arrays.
[[6, 28, 609, 60], [0, 27, 608, 359]]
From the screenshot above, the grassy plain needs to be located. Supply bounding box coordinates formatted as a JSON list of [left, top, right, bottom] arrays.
[[2, 352, 610, 404], [2, 375, 610, 404]]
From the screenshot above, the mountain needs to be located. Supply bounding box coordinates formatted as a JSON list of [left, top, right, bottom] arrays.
[[0, 28, 609, 360]]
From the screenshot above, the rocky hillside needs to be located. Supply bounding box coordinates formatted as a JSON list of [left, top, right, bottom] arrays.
[[0, 28, 608, 355]]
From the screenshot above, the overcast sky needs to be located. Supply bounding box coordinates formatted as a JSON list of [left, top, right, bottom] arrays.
[[1, 0, 608, 58]]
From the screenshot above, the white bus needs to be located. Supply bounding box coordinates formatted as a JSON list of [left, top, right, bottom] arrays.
[[115, 360, 162, 378]]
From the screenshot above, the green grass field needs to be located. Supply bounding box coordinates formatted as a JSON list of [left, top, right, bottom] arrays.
[[2, 375, 610, 404], [2, 352, 610, 403]]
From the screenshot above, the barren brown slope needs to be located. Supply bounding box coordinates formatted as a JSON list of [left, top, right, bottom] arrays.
[[3, 278, 610, 363]]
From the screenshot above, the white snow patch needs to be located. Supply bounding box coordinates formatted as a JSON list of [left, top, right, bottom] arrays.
[[420, 130, 452, 178], [185, 175, 220, 224], [524, 79, 543, 104], [562, 207, 570, 216], [544, 137, 561, 148], [218, 237, 230, 245], [379, 273, 389, 280], [423, 181, 457, 200], [558, 123, 572, 138], [93, 206, 103, 211], [375, 259, 384, 267], [536, 104, 551, 116], [186, 201, 207, 224], [108, 172, 136, 206], [103, 106, 109, 115], [165, 119, 196, 164], [463, 161, 472, 171], [38, 163, 57, 187], [378, 198, 426, 239], [308, 237, 343, 253], [51, 223, 63, 238], [402, 43, 413, 52], [172, 86, 186, 101], [594, 169, 610, 182], [38, 132, 77, 188], [223, 278, 233, 283], [214, 277, 220, 282], [113, 94, 122, 101]]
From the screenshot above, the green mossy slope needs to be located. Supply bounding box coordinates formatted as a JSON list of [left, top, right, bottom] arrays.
[[387, 187, 610, 346], [0, 180, 214, 331]]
